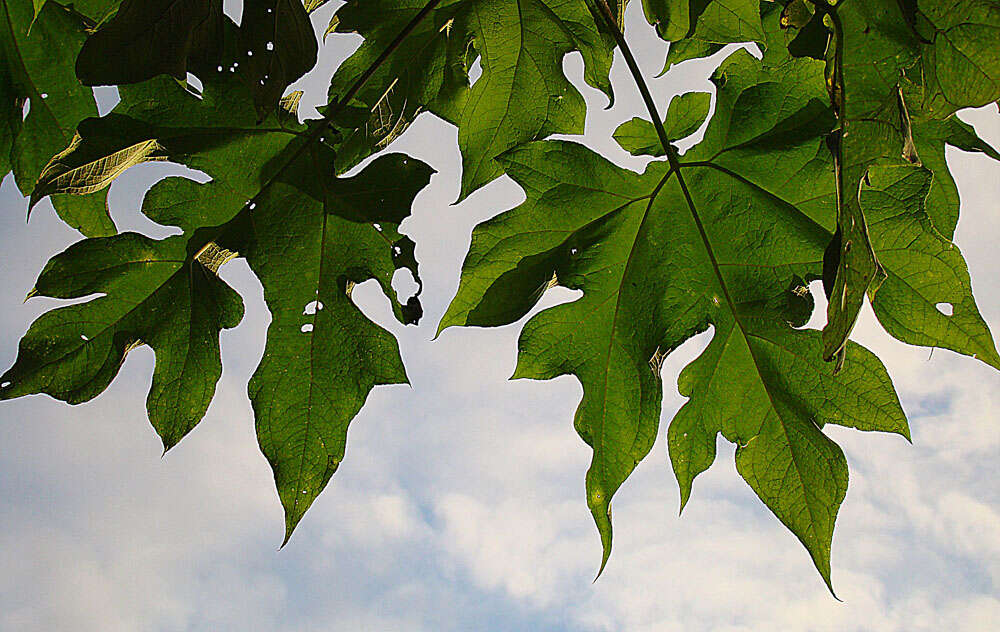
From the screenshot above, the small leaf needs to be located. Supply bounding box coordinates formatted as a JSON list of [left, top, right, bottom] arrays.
[[614, 91, 711, 156]]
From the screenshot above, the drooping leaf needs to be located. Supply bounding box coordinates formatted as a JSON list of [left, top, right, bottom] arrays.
[[441, 129, 908, 587], [328, 0, 615, 194], [436, 27, 906, 580], [0, 0, 114, 236], [18, 66, 434, 539], [440, 6, 999, 586], [235, 150, 433, 540], [815, 0, 1000, 363], [862, 162, 1000, 369]]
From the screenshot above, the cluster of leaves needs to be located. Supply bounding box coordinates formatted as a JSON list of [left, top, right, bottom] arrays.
[[2, 0, 998, 590]]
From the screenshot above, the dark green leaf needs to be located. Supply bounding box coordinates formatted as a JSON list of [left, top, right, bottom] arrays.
[[237, 150, 433, 540], [76, 0, 318, 116], [75, 0, 226, 86]]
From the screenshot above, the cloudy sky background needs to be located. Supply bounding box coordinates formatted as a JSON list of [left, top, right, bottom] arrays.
[[1, 3, 998, 630]]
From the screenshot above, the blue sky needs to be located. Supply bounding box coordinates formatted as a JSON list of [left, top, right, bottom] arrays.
[[1, 3, 998, 630]]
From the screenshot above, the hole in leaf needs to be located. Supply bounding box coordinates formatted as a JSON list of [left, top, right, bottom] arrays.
[[80, 334, 89, 341], [93, 86, 119, 115], [1, 381, 10, 389], [301, 323, 314, 333], [185, 73, 204, 98], [373, 223, 382, 232], [266, 41, 274, 51], [392, 269, 420, 300], [936, 302, 954, 316], [21, 98, 30, 120], [303, 301, 324, 315], [469, 57, 483, 86]]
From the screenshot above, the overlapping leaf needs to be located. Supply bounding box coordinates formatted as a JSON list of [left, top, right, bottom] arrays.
[[75, 0, 318, 116], [328, 0, 615, 194], [441, 6, 999, 587], [806, 0, 1000, 362], [1, 0, 998, 593], [0, 0, 114, 236], [642, 0, 765, 70], [5, 65, 433, 539]]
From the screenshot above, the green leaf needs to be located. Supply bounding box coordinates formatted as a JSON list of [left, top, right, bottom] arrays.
[[613, 90, 711, 156], [908, 97, 1000, 239], [0, 233, 244, 450], [76, 0, 318, 116], [32, 72, 307, 206], [329, 0, 615, 195], [0, 0, 114, 236], [75, 0, 226, 86], [817, 0, 1000, 363], [237, 0, 319, 116], [641, 0, 690, 41], [238, 151, 433, 541], [22, 66, 434, 540], [441, 131, 907, 586], [440, 15, 929, 587], [917, 0, 1000, 118], [863, 162, 1000, 369], [646, 0, 765, 71]]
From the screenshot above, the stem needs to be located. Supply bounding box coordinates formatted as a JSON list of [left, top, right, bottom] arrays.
[[592, 0, 738, 310], [195, 0, 442, 261]]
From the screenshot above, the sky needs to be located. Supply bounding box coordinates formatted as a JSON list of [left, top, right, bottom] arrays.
[[1, 3, 998, 631]]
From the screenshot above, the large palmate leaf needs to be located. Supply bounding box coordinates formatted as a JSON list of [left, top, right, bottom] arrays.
[[9, 65, 433, 539], [441, 6, 999, 587], [0, 0, 114, 236], [328, 0, 615, 194]]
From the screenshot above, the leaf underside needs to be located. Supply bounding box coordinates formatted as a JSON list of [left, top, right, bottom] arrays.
[[2, 0, 998, 593]]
